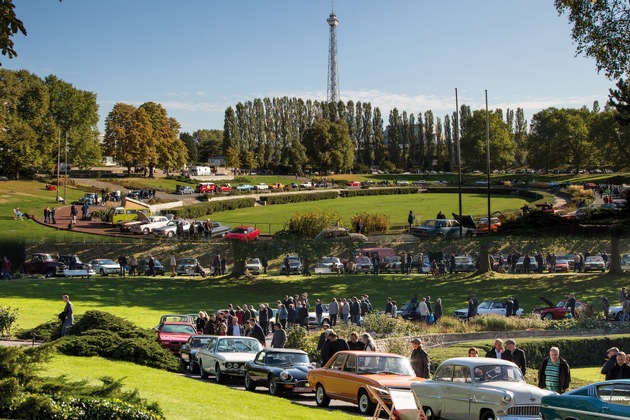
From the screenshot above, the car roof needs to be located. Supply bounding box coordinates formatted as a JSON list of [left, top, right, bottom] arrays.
[[161, 321, 195, 326], [262, 348, 307, 354], [439, 357, 519, 367], [334, 350, 404, 358]]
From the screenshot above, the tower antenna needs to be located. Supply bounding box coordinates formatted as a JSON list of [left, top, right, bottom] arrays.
[[327, 1, 340, 103]]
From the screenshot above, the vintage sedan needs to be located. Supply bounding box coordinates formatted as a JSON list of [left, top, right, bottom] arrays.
[[609, 305, 624, 321], [584, 255, 606, 272], [411, 219, 475, 239], [454, 300, 524, 319], [89, 259, 121, 276], [314, 226, 368, 242], [176, 258, 201, 276], [515, 256, 539, 273], [280, 255, 303, 275], [412, 357, 553, 420], [152, 220, 181, 238], [308, 351, 424, 415], [137, 258, 165, 276], [532, 296, 585, 320], [554, 259, 571, 272], [244, 348, 314, 396], [254, 183, 269, 190], [347, 181, 361, 187], [180, 334, 214, 373], [236, 184, 254, 191], [540, 379, 630, 420], [130, 215, 170, 235], [154, 321, 197, 355], [452, 255, 476, 273], [197, 336, 262, 383], [380, 256, 403, 273], [349, 256, 372, 274], [245, 258, 263, 275], [224, 226, 260, 241], [314, 257, 345, 274]]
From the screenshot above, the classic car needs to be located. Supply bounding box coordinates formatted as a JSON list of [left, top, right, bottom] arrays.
[[197, 336, 263, 383], [158, 314, 195, 325], [300, 181, 313, 188], [78, 193, 100, 205], [540, 379, 630, 420], [314, 226, 368, 242], [23, 253, 66, 277], [557, 254, 576, 270], [175, 185, 194, 194], [380, 256, 403, 273], [236, 184, 254, 191], [349, 256, 372, 274], [396, 302, 420, 320], [119, 213, 171, 233], [347, 181, 361, 187], [412, 357, 553, 420], [152, 220, 182, 238], [584, 255, 606, 272], [180, 334, 214, 373], [195, 182, 216, 193], [154, 321, 197, 355], [245, 258, 263, 275], [308, 303, 330, 328], [454, 300, 524, 319], [130, 215, 170, 235], [410, 219, 475, 238], [137, 258, 165, 276], [269, 182, 284, 190], [532, 296, 585, 320], [515, 256, 539, 273], [217, 184, 232, 193], [452, 255, 476, 273], [308, 351, 424, 416], [254, 183, 269, 190], [314, 257, 345, 274], [475, 216, 502, 234], [88, 259, 121, 276], [608, 305, 624, 321], [176, 258, 202, 276], [622, 254, 630, 271], [224, 226, 260, 241], [280, 255, 303, 275], [244, 348, 314, 396], [554, 259, 571, 272]]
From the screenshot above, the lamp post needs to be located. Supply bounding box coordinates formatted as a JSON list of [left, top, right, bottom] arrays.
[[56, 129, 61, 203], [485, 90, 491, 235], [64, 131, 68, 203], [455, 88, 463, 238]]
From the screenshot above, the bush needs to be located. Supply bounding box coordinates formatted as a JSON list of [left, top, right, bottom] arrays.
[[350, 213, 390, 234], [0, 306, 18, 336], [353, 163, 370, 174], [342, 187, 420, 197], [169, 198, 256, 219], [15, 319, 60, 341], [286, 209, 342, 237], [263, 191, 339, 205], [286, 326, 319, 362]]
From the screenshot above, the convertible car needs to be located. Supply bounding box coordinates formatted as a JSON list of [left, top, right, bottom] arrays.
[[197, 336, 262, 383], [412, 358, 552, 420], [532, 296, 585, 320], [244, 348, 314, 396], [307, 351, 424, 416], [541, 379, 630, 420]]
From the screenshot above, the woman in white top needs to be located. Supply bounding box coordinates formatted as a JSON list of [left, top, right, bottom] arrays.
[[362, 333, 378, 352]]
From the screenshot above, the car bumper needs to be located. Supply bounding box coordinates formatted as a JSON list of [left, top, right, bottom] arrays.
[[99, 267, 120, 274]]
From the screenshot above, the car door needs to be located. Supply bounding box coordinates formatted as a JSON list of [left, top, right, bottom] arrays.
[[443, 365, 472, 420], [491, 302, 506, 316], [249, 350, 267, 383], [599, 383, 630, 418], [199, 337, 217, 374], [322, 353, 347, 400], [337, 354, 357, 400]]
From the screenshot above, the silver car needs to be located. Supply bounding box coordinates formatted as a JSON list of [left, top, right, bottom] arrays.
[[197, 336, 262, 384]]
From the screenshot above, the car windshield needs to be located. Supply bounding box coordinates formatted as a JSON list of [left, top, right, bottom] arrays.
[[216, 338, 262, 353], [96, 260, 116, 265], [473, 365, 524, 382], [161, 324, 196, 334], [477, 302, 493, 309], [247, 259, 261, 264], [586, 256, 603, 262], [556, 260, 569, 264], [356, 355, 415, 376], [421, 220, 439, 228], [232, 228, 247, 234], [178, 259, 197, 265], [266, 352, 310, 366], [321, 258, 340, 264], [190, 337, 211, 348]]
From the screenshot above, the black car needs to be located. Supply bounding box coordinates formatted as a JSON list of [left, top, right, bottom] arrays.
[[58, 255, 90, 270], [244, 348, 314, 396], [137, 258, 165, 276], [180, 335, 214, 373], [396, 302, 420, 320]]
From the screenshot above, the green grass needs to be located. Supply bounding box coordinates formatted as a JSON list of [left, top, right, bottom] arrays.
[[209, 193, 530, 234], [40, 355, 359, 420]]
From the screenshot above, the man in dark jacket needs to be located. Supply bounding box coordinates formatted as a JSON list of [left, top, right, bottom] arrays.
[[409, 338, 430, 378], [608, 351, 630, 379], [503, 339, 527, 375], [601, 347, 620, 380], [565, 293, 577, 318], [320, 331, 349, 366], [538, 346, 571, 394], [270, 323, 286, 348], [247, 319, 266, 347], [485, 339, 505, 359]]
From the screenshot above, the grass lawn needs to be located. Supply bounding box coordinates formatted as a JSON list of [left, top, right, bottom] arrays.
[[1, 271, 628, 332], [40, 355, 359, 420], [209, 193, 530, 233]]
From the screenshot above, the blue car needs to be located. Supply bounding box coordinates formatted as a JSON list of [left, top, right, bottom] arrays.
[[236, 184, 254, 191], [541, 379, 630, 420], [410, 218, 475, 238]]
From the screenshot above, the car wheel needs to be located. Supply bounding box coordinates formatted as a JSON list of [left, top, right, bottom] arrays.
[[166, 231, 174, 238], [269, 376, 282, 396], [215, 363, 226, 384], [46, 269, 55, 278], [315, 384, 330, 407], [543, 313, 554, 321], [358, 389, 376, 415], [199, 361, 209, 379], [100, 268, 106, 276], [480, 410, 496, 420], [188, 361, 197, 374], [244, 372, 256, 391], [142, 228, 149, 235], [423, 406, 437, 420]]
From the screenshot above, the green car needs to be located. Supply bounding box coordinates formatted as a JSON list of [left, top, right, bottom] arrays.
[[541, 379, 630, 420]]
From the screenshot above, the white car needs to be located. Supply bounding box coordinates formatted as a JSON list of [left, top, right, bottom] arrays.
[[152, 220, 182, 238], [254, 183, 269, 190], [197, 336, 262, 383], [89, 259, 121, 276], [308, 303, 330, 328], [411, 358, 553, 420], [454, 300, 524, 319], [583, 255, 606, 272], [246, 258, 263, 275], [622, 254, 630, 271], [130, 215, 170, 235], [314, 257, 344, 274]]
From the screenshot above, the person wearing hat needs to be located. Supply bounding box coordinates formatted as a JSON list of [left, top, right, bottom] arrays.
[[320, 330, 349, 366], [409, 338, 430, 378], [601, 347, 620, 380], [503, 339, 527, 375]]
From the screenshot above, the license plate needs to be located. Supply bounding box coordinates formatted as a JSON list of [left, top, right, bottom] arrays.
[[293, 387, 311, 393]]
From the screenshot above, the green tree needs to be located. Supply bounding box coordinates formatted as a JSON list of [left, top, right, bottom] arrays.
[[514, 108, 528, 165], [180, 132, 196, 163], [302, 119, 354, 174], [590, 109, 630, 165], [194, 129, 223, 162], [103, 103, 137, 174], [225, 146, 241, 171], [222, 106, 240, 153], [0, 0, 26, 66], [527, 108, 565, 172], [609, 78, 630, 126], [241, 150, 257, 175], [460, 110, 514, 171]]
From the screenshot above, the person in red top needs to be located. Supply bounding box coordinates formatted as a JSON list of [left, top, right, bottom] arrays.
[[2, 256, 11, 280]]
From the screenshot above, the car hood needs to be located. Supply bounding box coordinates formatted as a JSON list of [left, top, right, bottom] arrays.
[[477, 382, 553, 403], [212, 352, 258, 362], [537, 296, 555, 308], [361, 375, 420, 387], [452, 213, 477, 229], [276, 364, 312, 377], [158, 332, 193, 342]]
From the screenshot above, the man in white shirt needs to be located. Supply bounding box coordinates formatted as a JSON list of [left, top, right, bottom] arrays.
[[485, 339, 504, 359]]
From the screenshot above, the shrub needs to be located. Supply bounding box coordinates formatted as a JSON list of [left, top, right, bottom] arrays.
[[112, 338, 180, 371], [68, 311, 153, 340], [342, 187, 420, 197], [286, 209, 342, 237], [263, 191, 339, 205], [169, 198, 256, 219], [56, 330, 123, 357], [0, 306, 18, 336], [286, 326, 319, 362], [350, 213, 390, 234], [15, 318, 60, 341], [353, 163, 370, 174]]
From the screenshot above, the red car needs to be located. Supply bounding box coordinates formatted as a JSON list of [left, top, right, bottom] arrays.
[[532, 296, 585, 320], [554, 259, 570, 272], [347, 181, 361, 187], [225, 226, 260, 241], [217, 184, 232, 193], [155, 321, 197, 354]]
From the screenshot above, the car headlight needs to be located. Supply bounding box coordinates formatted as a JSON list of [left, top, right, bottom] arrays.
[[502, 392, 513, 404], [279, 371, 291, 381]]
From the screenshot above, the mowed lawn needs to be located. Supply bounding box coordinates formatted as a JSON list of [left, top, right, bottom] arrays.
[[209, 193, 530, 233], [41, 355, 360, 420], [1, 271, 626, 332]]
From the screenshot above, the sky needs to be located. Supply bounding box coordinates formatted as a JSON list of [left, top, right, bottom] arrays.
[[5, 0, 615, 134]]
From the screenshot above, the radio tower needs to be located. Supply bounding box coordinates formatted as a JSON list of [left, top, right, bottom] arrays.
[[326, 1, 340, 103]]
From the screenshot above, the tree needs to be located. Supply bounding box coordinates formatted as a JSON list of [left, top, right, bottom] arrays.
[[514, 108, 528, 165], [225, 147, 241, 171], [460, 110, 514, 171], [193, 129, 223, 162], [0, 0, 26, 66], [527, 109, 563, 172], [241, 150, 257, 175], [555, 0, 630, 80], [222, 106, 240, 153], [608, 78, 630, 125], [180, 132, 196, 164], [103, 103, 137, 174], [302, 119, 354, 174]]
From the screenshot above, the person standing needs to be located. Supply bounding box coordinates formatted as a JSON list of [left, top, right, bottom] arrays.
[[619, 287, 627, 304], [328, 298, 339, 326], [148, 254, 156, 277], [283, 255, 290, 277], [2, 257, 11, 280], [60, 295, 74, 337], [271, 323, 286, 348], [247, 319, 266, 347], [70, 204, 78, 224], [391, 300, 397, 318], [409, 338, 430, 379], [321, 331, 349, 366], [506, 297, 514, 317], [538, 346, 571, 394], [418, 298, 429, 323], [503, 339, 527, 375], [408, 210, 416, 231], [315, 299, 324, 329], [601, 347, 620, 380], [129, 254, 137, 277], [601, 296, 609, 320], [372, 253, 380, 276], [221, 255, 227, 275], [118, 255, 127, 277], [434, 298, 443, 322], [348, 332, 365, 350], [50, 207, 57, 224], [565, 293, 577, 318], [362, 333, 378, 351], [169, 254, 177, 277], [607, 351, 630, 379], [485, 339, 505, 359], [261, 256, 268, 274]]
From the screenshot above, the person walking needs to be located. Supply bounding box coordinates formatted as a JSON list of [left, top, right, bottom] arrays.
[[328, 298, 339, 326], [148, 255, 156, 277], [270, 323, 286, 348], [315, 299, 324, 329], [60, 295, 74, 337], [538, 346, 571, 394], [409, 338, 430, 378], [408, 210, 416, 231], [169, 254, 177, 277], [503, 339, 527, 375], [118, 255, 127, 277], [434, 298, 443, 322]]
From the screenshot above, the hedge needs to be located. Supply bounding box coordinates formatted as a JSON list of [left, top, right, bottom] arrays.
[[169, 198, 256, 219], [341, 187, 421, 197], [263, 191, 339, 205]]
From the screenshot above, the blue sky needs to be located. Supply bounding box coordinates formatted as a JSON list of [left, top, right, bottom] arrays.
[[6, 0, 613, 134]]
